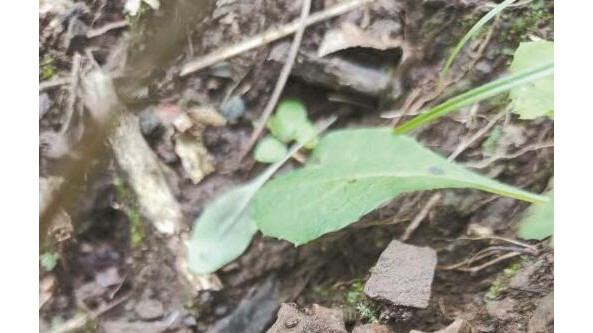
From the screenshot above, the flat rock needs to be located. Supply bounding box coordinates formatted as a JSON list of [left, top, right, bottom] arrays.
[[135, 299, 165, 320], [352, 324, 394, 333], [410, 318, 472, 333], [266, 303, 348, 333], [100, 320, 168, 333], [528, 292, 553, 333], [208, 278, 280, 333], [486, 298, 517, 321], [364, 240, 437, 309]]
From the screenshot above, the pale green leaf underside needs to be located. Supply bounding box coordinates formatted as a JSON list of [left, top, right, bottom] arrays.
[[187, 184, 258, 275], [509, 41, 554, 119], [517, 191, 553, 240], [255, 136, 288, 163], [252, 128, 547, 245]]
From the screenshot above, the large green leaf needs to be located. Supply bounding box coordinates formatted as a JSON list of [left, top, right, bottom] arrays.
[[187, 143, 302, 274], [509, 41, 554, 119], [252, 128, 548, 245], [517, 191, 553, 241], [187, 118, 335, 274]]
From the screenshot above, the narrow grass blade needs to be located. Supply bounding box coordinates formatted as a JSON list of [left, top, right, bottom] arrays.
[[440, 0, 517, 83], [395, 63, 553, 134]]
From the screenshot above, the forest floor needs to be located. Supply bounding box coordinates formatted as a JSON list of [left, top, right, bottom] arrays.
[[39, 0, 553, 332]]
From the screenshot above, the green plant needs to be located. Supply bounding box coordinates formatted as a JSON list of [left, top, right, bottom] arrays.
[[356, 303, 379, 324], [40, 252, 59, 271], [253, 128, 546, 245], [485, 276, 504, 300], [395, 62, 553, 134], [254, 136, 288, 163], [508, 41, 554, 119], [186, 12, 554, 276], [346, 281, 365, 304], [254, 100, 317, 163], [187, 119, 334, 274], [517, 190, 553, 241], [40, 54, 56, 80], [114, 177, 145, 246], [440, 0, 517, 84]]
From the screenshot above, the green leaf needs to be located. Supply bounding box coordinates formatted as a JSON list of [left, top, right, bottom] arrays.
[[254, 136, 288, 163], [517, 191, 553, 240], [40, 252, 59, 271], [187, 118, 335, 274], [267, 100, 318, 147], [440, 0, 517, 83], [395, 63, 553, 134], [509, 41, 554, 119], [252, 128, 548, 245]]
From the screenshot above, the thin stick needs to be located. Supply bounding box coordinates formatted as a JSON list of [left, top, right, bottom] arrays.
[[448, 111, 504, 161], [400, 193, 442, 241], [39, 77, 72, 91], [458, 235, 538, 253], [465, 251, 521, 273], [86, 20, 128, 38], [179, 0, 374, 76], [464, 142, 554, 169], [238, 0, 312, 161]]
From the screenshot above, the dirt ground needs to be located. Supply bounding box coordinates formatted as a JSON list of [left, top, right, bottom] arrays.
[[39, 0, 553, 332]]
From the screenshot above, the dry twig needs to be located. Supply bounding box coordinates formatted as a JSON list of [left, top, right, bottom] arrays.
[[400, 193, 442, 241], [464, 142, 554, 169], [238, 0, 312, 160], [448, 111, 504, 161], [179, 0, 374, 76]]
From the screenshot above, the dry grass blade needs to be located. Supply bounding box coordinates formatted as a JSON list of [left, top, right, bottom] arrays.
[[439, 0, 517, 84]]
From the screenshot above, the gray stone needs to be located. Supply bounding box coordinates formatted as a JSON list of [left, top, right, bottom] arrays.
[[135, 299, 165, 320], [364, 240, 437, 309], [410, 318, 472, 333], [528, 292, 553, 333], [352, 324, 393, 333], [486, 298, 517, 321], [100, 320, 167, 333]]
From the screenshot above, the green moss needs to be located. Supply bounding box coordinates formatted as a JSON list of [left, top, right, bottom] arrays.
[[485, 276, 503, 300], [497, 0, 554, 44], [486, 262, 520, 300], [356, 303, 379, 324], [114, 177, 145, 247], [345, 280, 365, 304], [40, 54, 56, 80]]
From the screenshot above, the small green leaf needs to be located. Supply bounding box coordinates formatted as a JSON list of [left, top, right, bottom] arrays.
[[40, 252, 59, 271], [517, 191, 553, 240], [252, 128, 547, 245], [267, 100, 318, 148], [255, 136, 288, 163], [509, 41, 554, 119]]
